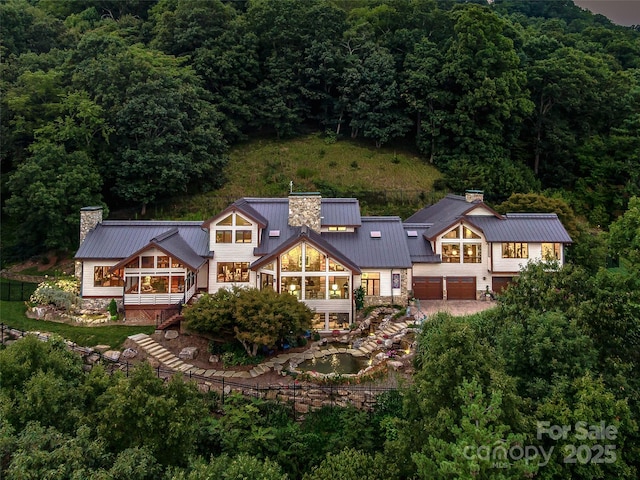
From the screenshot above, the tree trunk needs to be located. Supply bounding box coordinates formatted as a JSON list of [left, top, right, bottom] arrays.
[[141, 203, 147, 216]]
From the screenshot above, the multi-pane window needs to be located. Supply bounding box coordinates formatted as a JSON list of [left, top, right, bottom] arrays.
[[502, 242, 528, 259], [442, 243, 461, 263], [463, 244, 482, 263], [217, 262, 250, 282], [329, 276, 349, 299], [305, 245, 326, 271], [542, 243, 561, 260], [361, 273, 380, 296], [235, 230, 252, 243], [281, 246, 302, 272], [442, 226, 482, 263], [157, 256, 169, 268], [216, 230, 232, 243], [328, 226, 347, 231], [141, 256, 154, 268], [94, 267, 124, 287], [215, 213, 252, 244]]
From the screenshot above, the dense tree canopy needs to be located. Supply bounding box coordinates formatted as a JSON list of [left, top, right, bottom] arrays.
[[2, 0, 639, 254]]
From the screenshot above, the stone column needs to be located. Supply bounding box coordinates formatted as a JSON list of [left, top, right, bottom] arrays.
[[288, 193, 322, 232]]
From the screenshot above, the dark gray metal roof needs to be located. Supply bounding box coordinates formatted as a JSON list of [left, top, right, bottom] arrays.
[[321, 198, 361, 227], [75, 221, 209, 260], [403, 224, 441, 263], [405, 194, 474, 223], [406, 194, 495, 240], [322, 217, 412, 268], [468, 214, 573, 243], [151, 228, 208, 270]]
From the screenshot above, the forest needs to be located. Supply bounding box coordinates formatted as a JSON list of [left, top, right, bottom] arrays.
[[1, 0, 639, 259]]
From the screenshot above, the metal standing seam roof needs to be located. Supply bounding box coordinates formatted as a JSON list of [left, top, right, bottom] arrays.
[[322, 217, 412, 268], [403, 224, 441, 263], [468, 214, 573, 243], [74, 221, 210, 260], [405, 194, 475, 223], [320, 198, 362, 227]]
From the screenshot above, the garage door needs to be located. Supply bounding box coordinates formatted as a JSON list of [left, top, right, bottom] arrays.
[[412, 276, 443, 300], [446, 277, 476, 300], [492, 277, 513, 294]]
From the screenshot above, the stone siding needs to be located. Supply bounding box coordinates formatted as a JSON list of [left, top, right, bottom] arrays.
[[288, 194, 321, 232]]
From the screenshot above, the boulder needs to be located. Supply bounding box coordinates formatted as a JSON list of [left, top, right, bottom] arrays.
[[103, 350, 121, 362], [122, 348, 138, 359], [209, 354, 219, 364], [164, 330, 179, 340], [179, 347, 198, 360]]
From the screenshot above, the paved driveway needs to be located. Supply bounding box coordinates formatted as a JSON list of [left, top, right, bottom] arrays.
[[417, 299, 497, 317]]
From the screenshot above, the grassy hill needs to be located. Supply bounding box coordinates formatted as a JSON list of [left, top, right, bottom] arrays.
[[154, 132, 444, 221]]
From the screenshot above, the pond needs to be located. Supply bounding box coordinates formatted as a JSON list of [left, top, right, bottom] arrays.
[[295, 352, 370, 375]]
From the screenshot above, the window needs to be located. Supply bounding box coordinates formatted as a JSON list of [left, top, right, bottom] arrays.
[[141, 275, 169, 294], [125, 258, 139, 268], [157, 256, 169, 268], [282, 276, 302, 299], [329, 276, 349, 299], [463, 244, 482, 263], [502, 242, 528, 259], [94, 267, 124, 287], [329, 260, 345, 272], [328, 226, 347, 231], [463, 227, 481, 239], [236, 215, 251, 226], [235, 230, 252, 243], [281, 246, 302, 272], [216, 230, 232, 243], [305, 276, 325, 299], [305, 245, 326, 272], [443, 227, 460, 239], [542, 243, 561, 260], [171, 259, 184, 268], [442, 243, 461, 263], [171, 277, 185, 293], [141, 256, 154, 268], [217, 214, 233, 226], [361, 273, 380, 296], [217, 262, 250, 282], [260, 273, 274, 290]]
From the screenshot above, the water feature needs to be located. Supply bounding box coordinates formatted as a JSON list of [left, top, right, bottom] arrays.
[[296, 353, 370, 375]]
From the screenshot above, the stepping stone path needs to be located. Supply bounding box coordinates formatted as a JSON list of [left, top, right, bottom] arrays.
[[127, 319, 412, 379]]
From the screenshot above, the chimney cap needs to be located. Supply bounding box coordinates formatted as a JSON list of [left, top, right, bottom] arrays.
[[288, 192, 321, 196], [465, 189, 483, 194], [81, 206, 103, 211]]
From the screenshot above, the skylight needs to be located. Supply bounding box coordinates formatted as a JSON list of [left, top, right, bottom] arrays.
[[268, 230, 280, 237], [407, 230, 418, 237], [370, 231, 381, 238]]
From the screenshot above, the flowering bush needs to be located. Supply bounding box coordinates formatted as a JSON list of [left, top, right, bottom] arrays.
[[29, 278, 80, 311]]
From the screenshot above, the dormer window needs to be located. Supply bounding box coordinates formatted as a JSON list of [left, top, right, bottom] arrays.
[[328, 226, 347, 231]]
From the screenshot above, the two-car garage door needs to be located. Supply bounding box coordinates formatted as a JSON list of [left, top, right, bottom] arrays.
[[413, 276, 477, 300]]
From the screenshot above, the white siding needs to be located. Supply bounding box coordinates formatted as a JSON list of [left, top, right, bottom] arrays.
[[491, 243, 557, 273], [81, 260, 123, 297]]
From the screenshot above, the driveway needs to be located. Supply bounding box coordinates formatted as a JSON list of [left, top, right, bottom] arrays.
[[417, 299, 497, 317]]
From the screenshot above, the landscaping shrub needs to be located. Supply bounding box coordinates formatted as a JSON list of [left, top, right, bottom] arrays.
[[29, 278, 79, 310]]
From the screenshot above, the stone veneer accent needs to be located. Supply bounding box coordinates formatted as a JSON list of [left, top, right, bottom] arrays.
[[363, 269, 410, 307], [76, 206, 103, 279], [79, 206, 103, 244], [465, 190, 484, 203], [288, 193, 322, 232]]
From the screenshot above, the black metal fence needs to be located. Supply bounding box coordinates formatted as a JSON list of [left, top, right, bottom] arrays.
[[0, 281, 37, 301]]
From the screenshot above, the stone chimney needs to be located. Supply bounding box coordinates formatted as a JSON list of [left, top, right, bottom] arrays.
[[465, 190, 484, 203], [79, 206, 103, 245], [288, 193, 322, 232]]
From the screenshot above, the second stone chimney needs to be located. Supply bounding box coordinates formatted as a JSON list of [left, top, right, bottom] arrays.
[[465, 190, 484, 203], [80, 206, 103, 245], [288, 193, 322, 232]]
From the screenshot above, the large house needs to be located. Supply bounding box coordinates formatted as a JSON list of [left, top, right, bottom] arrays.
[[74, 191, 572, 329]]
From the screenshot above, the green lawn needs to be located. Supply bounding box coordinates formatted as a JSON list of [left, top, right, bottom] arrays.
[[0, 301, 155, 349]]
